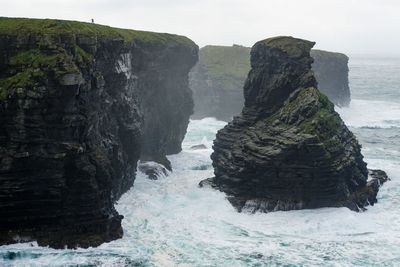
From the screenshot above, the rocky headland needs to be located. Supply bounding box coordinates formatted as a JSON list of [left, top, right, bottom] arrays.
[[190, 45, 351, 121], [200, 36, 387, 213], [0, 17, 197, 248]]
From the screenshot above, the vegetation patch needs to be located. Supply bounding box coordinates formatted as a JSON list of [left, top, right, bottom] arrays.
[[75, 46, 93, 64], [198, 45, 251, 90], [0, 47, 79, 100], [0, 17, 195, 47], [267, 87, 342, 138]]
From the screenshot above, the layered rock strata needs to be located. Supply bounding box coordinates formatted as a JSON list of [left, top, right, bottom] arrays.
[[201, 36, 387, 213], [0, 17, 197, 248], [189, 45, 350, 121]]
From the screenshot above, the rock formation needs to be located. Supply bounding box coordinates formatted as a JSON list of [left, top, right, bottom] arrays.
[[311, 49, 350, 107], [0, 17, 197, 248], [200, 36, 387, 213], [190, 45, 350, 121], [137, 39, 197, 170]]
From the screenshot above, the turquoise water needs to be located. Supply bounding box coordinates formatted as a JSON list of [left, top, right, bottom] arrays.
[[1, 56, 400, 266]]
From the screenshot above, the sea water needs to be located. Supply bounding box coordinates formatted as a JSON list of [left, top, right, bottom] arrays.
[[1, 56, 400, 267]]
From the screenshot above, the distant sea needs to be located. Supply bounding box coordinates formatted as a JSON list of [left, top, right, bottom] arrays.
[[1, 56, 400, 266]]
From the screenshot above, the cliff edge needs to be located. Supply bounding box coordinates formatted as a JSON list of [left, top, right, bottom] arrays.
[[190, 45, 351, 121], [0, 17, 197, 248], [311, 49, 350, 107]]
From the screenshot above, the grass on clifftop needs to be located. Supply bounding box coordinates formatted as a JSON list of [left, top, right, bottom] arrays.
[[0, 17, 194, 46], [311, 49, 348, 62], [199, 45, 251, 79]]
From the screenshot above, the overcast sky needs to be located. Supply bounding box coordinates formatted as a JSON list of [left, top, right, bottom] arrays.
[[2, 0, 400, 55]]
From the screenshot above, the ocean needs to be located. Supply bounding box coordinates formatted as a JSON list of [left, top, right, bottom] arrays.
[[1, 56, 400, 266]]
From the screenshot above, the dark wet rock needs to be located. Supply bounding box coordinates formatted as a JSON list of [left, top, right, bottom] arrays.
[[190, 144, 208, 150], [201, 36, 387, 213], [199, 177, 219, 188], [137, 39, 198, 169], [191, 164, 212, 171], [190, 45, 351, 121], [138, 161, 169, 180], [0, 18, 197, 248]]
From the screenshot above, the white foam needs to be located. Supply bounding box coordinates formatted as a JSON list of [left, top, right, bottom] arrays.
[[1, 118, 400, 266], [337, 99, 400, 128]]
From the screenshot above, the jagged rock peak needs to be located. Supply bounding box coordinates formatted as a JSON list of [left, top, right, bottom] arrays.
[[201, 36, 388, 213], [243, 36, 316, 115]]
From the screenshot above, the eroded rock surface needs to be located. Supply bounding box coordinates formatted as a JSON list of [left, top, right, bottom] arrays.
[[201, 36, 387, 213], [0, 18, 197, 248]]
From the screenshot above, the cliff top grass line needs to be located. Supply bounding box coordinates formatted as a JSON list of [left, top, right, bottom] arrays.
[[311, 49, 349, 62], [0, 17, 194, 46], [199, 45, 250, 82], [195, 45, 348, 91], [0, 17, 197, 101]]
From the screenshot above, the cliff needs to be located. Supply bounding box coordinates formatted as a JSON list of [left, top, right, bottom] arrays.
[[190, 45, 350, 121], [200, 36, 387, 213], [189, 45, 250, 121], [0, 17, 197, 248], [311, 49, 350, 107]]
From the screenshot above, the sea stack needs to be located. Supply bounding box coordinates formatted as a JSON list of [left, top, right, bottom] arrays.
[[189, 45, 351, 121], [201, 36, 387, 213]]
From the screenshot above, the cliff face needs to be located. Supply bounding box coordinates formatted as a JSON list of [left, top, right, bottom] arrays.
[[190, 45, 350, 121], [201, 36, 387, 213], [189, 45, 250, 121], [136, 40, 196, 169], [0, 18, 197, 248], [311, 49, 350, 107]]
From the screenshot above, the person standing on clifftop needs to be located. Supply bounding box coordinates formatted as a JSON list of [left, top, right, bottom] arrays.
[[91, 18, 94, 23]]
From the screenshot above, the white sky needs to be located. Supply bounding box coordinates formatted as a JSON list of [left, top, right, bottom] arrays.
[[2, 0, 400, 55]]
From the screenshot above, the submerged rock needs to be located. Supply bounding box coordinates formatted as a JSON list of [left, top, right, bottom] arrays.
[[0, 18, 197, 248], [201, 36, 387, 213], [190, 144, 208, 150], [138, 161, 170, 180], [189, 45, 351, 121]]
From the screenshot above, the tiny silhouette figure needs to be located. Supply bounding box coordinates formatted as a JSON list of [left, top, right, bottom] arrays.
[[91, 18, 94, 23]]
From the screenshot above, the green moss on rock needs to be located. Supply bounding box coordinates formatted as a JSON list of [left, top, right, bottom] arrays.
[[0, 46, 80, 99], [267, 87, 345, 159], [75, 46, 93, 64]]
